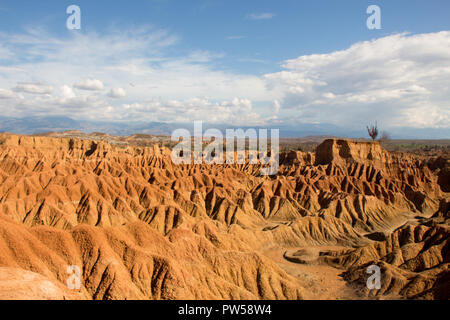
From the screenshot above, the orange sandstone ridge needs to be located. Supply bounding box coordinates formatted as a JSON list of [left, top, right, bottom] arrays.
[[0, 133, 448, 300]]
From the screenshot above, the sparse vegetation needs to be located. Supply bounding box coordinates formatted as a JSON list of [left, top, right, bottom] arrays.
[[366, 122, 379, 141]]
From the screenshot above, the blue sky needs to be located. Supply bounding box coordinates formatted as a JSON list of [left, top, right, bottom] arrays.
[[0, 0, 449, 135], [1, 0, 449, 74]]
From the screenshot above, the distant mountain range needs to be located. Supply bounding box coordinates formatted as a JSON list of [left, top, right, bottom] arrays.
[[0, 116, 448, 139]]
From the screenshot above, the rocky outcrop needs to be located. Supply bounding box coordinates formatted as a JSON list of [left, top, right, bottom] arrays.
[[315, 139, 389, 167]]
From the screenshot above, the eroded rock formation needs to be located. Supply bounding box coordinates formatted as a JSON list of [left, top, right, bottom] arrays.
[[0, 134, 447, 299]]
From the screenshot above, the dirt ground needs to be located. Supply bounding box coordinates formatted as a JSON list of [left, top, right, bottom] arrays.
[[261, 246, 362, 300]]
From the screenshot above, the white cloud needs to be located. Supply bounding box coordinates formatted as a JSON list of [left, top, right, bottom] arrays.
[[61, 85, 76, 99], [121, 97, 263, 125], [246, 13, 275, 20], [0, 88, 18, 99], [0, 27, 273, 124], [0, 27, 449, 131], [13, 82, 53, 94], [74, 79, 105, 91], [265, 31, 450, 128], [5, 91, 114, 120], [108, 88, 126, 98]]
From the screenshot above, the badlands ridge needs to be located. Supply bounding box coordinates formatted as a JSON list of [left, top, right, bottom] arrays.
[[0, 133, 448, 300]]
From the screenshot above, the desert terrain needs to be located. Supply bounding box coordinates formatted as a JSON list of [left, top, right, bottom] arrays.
[[0, 132, 448, 300]]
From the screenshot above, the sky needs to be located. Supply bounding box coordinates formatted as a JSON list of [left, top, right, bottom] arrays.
[[0, 0, 449, 136]]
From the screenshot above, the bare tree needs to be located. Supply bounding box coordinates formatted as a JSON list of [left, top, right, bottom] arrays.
[[366, 122, 379, 141]]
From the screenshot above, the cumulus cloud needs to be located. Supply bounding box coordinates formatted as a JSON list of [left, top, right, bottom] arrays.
[[53, 95, 112, 113], [266, 31, 450, 128], [0, 27, 272, 124], [13, 82, 53, 94], [4, 91, 114, 120], [74, 79, 105, 91], [108, 88, 126, 98], [61, 85, 76, 99]]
